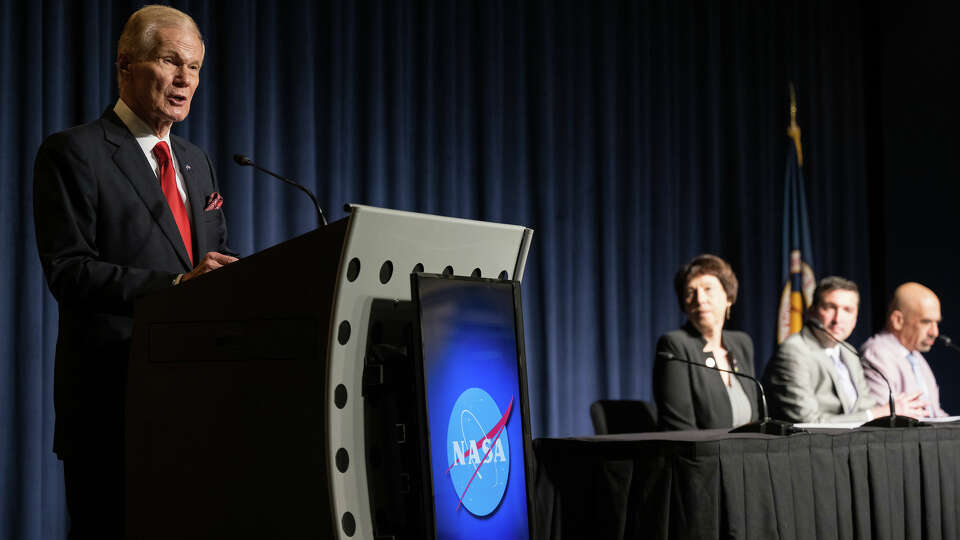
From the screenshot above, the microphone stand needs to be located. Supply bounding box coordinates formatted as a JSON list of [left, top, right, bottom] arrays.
[[804, 320, 926, 428], [938, 335, 960, 353], [233, 154, 328, 227], [657, 351, 803, 435]]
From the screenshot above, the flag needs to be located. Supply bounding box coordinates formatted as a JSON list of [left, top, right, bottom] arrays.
[[777, 85, 816, 344]]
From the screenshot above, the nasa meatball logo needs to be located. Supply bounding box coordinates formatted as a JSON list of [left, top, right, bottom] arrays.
[[446, 387, 515, 516]]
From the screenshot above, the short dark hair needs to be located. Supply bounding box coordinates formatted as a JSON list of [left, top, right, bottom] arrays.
[[673, 254, 739, 310], [811, 276, 859, 308]]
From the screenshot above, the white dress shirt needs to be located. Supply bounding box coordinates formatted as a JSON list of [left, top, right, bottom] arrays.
[[826, 345, 859, 406], [113, 99, 191, 214]]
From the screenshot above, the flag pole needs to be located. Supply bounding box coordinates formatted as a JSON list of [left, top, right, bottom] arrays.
[[788, 82, 803, 167]]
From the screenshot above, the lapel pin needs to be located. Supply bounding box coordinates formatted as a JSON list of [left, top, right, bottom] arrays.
[[184, 164, 192, 172]]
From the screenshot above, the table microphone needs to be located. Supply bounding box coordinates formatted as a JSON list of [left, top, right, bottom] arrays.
[[656, 351, 803, 435], [233, 154, 328, 227], [938, 335, 960, 353], [804, 318, 925, 428]]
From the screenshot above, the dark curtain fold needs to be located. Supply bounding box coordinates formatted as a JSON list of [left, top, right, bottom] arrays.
[[2, 1, 876, 537]]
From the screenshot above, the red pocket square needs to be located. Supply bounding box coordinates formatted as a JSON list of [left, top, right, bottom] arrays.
[[204, 192, 223, 211]]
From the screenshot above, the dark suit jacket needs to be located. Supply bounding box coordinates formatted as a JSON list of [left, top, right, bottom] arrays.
[[653, 324, 759, 430], [33, 108, 232, 458]]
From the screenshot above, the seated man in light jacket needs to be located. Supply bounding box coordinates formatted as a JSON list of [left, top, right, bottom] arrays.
[[764, 276, 926, 423], [861, 282, 948, 418]]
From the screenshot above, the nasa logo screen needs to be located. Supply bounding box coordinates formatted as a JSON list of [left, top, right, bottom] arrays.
[[446, 387, 513, 516], [417, 277, 530, 540]]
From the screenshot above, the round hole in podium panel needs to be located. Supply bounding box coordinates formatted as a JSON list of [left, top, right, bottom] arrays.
[[499, 270, 509, 280], [346, 258, 361, 282], [341, 512, 356, 537], [442, 265, 454, 277], [336, 448, 349, 473], [334, 384, 347, 409], [338, 321, 351, 345], [413, 262, 424, 274], [379, 260, 393, 284], [471, 268, 482, 278]]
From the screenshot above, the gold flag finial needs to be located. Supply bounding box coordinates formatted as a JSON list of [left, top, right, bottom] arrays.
[[787, 82, 803, 166]]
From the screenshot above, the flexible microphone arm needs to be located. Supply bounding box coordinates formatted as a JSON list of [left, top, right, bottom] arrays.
[[803, 319, 924, 428], [803, 319, 896, 421], [233, 154, 328, 227], [938, 335, 960, 353], [656, 351, 801, 435]]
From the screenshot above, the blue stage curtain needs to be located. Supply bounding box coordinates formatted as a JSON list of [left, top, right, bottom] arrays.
[[1, 1, 875, 537]]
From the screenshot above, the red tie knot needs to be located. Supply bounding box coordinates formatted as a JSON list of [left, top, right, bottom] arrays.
[[152, 141, 172, 164]]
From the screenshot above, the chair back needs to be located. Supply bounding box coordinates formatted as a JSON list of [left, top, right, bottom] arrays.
[[589, 399, 658, 435]]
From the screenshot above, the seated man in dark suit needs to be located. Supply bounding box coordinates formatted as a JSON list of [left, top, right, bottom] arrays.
[[763, 276, 926, 424], [33, 5, 237, 538]]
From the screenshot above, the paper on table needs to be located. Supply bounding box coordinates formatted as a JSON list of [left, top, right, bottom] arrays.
[[793, 421, 864, 430], [795, 416, 960, 429], [921, 415, 960, 423]]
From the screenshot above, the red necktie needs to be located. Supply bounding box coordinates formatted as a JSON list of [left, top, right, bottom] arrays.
[[152, 141, 193, 265]]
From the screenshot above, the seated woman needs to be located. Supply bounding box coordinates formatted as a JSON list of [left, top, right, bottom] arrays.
[[653, 254, 758, 430]]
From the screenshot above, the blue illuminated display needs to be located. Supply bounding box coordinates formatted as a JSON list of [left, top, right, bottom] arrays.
[[417, 277, 530, 540]]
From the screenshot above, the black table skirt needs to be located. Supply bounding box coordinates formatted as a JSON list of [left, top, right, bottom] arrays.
[[534, 424, 960, 540]]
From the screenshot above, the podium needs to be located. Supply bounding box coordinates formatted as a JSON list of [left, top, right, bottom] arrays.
[[126, 205, 533, 539]]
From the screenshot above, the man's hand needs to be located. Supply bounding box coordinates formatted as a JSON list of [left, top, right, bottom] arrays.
[[872, 390, 927, 419], [180, 252, 238, 282], [894, 391, 928, 418]]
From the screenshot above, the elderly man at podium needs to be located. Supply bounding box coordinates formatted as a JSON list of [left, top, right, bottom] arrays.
[[33, 6, 236, 538]]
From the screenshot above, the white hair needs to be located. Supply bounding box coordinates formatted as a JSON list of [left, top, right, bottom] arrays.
[[116, 5, 203, 87]]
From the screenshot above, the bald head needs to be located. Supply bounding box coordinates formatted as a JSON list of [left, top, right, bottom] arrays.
[[886, 282, 941, 352]]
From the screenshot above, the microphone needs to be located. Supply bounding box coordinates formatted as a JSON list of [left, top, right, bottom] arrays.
[[803, 318, 924, 428], [656, 351, 802, 435], [938, 335, 960, 353], [233, 154, 328, 227]]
